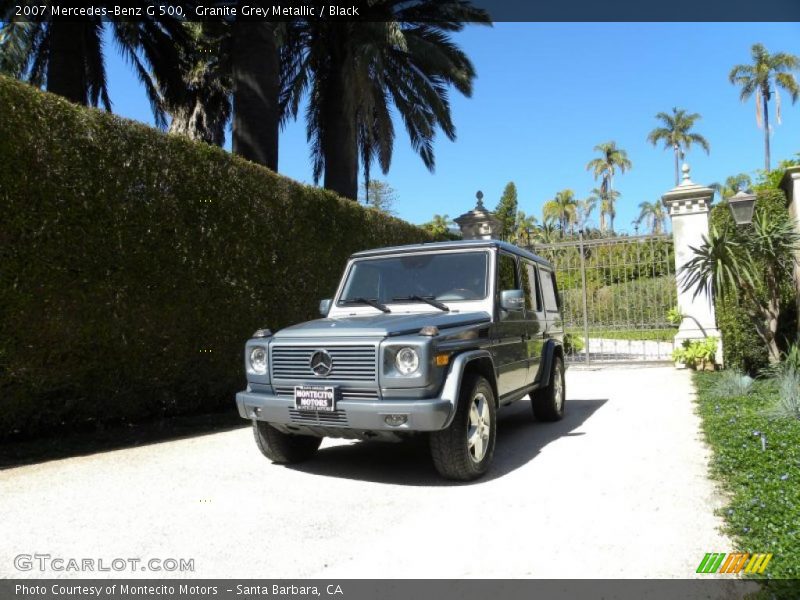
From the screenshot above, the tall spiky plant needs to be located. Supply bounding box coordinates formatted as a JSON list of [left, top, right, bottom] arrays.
[[647, 107, 710, 185], [681, 209, 800, 364], [730, 43, 800, 172]]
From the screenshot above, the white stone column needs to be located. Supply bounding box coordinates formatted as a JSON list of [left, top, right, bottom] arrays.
[[662, 164, 722, 363], [454, 191, 502, 240]]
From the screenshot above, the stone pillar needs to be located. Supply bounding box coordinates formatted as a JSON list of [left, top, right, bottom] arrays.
[[454, 191, 502, 240], [780, 165, 800, 329], [662, 164, 722, 363]]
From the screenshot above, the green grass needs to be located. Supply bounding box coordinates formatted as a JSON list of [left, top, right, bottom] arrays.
[[694, 371, 800, 580], [566, 328, 676, 342]]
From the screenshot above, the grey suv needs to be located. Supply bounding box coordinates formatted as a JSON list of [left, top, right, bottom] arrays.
[[236, 239, 565, 480]]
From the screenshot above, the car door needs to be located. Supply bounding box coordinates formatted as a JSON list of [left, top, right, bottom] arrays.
[[539, 266, 563, 344], [521, 260, 546, 384], [494, 251, 528, 399]]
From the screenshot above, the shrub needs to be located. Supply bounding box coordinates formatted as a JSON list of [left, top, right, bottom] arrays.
[[672, 337, 718, 370], [563, 333, 585, 355], [0, 76, 433, 440], [709, 190, 798, 374], [709, 369, 754, 399], [771, 369, 800, 421]]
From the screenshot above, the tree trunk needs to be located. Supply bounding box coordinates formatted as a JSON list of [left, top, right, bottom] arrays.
[[231, 19, 280, 171], [763, 88, 771, 172], [321, 64, 358, 201], [673, 144, 680, 186], [47, 19, 88, 105]]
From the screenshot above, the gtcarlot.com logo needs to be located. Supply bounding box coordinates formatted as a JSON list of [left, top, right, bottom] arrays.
[[14, 553, 195, 573], [696, 552, 772, 575]]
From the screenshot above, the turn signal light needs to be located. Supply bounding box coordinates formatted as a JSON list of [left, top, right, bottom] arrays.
[[435, 353, 450, 367]]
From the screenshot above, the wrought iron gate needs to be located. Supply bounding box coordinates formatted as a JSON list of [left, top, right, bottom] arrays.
[[528, 234, 677, 363]]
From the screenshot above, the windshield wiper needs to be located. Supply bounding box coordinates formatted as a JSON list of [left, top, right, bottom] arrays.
[[391, 295, 450, 312], [341, 297, 391, 313]]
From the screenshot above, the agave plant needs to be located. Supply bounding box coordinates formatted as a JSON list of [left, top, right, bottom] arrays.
[[680, 208, 800, 364]]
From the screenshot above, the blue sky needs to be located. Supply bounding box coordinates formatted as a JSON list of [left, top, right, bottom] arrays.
[[104, 22, 800, 230]]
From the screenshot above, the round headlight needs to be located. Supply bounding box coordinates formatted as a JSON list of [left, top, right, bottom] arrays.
[[249, 346, 267, 374], [395, 347, 420, 375]]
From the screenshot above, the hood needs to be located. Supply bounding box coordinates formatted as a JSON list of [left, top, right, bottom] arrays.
[[274, 311, 491, 339]]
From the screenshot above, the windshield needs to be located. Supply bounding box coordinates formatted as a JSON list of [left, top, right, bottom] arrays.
[[339, 251, 489, 305]]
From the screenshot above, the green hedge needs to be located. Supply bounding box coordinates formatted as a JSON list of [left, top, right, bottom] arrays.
[[0, 76, 433, 440], [709, 189, 797, 374]]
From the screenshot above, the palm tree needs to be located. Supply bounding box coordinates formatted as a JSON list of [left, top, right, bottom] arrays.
[[575, 197, 597, 231], [730, 43, 800, 172], [512, 211, 538, 246], [710, 173, 753, 201], [532, 223, 559, 244], [647, 107, 710, 185], [586, 142, 632, 234], [166, 24, 231, 146], [424, 214, 453, 237], [543, 189, 577, 237], [0, 15, 185, 127], [636, 201, 667, 235], [588, 186, 621, 235], [284, 2, 490, 200], [230, 20, 291, 170]]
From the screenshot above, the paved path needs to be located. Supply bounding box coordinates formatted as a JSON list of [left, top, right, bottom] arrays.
[[1, 366, 733, 582]]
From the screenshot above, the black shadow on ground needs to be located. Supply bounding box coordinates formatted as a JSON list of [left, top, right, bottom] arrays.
[[0, 408, 247, 470], [286, 397, 608, 486]]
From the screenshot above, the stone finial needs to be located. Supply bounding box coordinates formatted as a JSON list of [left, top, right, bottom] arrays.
[[454, 190, 501, 240], [681, 163, 691, 184], [662, 162, 714, 216]]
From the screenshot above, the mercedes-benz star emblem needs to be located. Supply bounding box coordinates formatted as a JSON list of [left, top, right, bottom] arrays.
[[310, 350, 333, 377]]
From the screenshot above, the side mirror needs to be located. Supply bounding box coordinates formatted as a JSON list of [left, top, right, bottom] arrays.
[[500, 289, 524, 311], [319, 298, 332, 317]]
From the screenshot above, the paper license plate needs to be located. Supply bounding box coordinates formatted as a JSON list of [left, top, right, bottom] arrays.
[[294, 386, 337, 412]]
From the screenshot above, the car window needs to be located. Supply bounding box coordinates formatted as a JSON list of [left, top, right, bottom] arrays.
[[339, 251, 489, 304], [522, 261, 542, 312], [540, 269, 559, 312], [497, 252, 518, 292]]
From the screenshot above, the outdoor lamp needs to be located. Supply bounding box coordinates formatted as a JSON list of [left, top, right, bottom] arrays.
[[728, 189, 756, 225]]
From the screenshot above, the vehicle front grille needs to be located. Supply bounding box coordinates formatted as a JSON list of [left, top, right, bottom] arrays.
[[273, 387, 379, 402], [288, 408, 349, 426], [271, 345, 377, 382]]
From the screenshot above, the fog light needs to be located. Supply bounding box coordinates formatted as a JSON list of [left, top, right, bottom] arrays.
[[384, 414, 408, 427]]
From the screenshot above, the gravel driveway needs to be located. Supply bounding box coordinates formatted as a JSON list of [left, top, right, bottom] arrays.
[[1, 365, 732, 579]]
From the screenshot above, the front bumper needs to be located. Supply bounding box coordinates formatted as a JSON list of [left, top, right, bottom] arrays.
[[235, 388, 453, 433]]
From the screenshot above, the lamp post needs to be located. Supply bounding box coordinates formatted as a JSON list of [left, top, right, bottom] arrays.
[[728, 189, 757, 226]]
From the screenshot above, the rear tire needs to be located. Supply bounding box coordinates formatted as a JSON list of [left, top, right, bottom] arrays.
[[430, 373, 496, 481], [252, 421, 322, 463], [531, 354, 566, 422]]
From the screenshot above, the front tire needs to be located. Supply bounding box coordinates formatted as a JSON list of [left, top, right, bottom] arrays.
[[430, 373, 497, 481], [531, 354, 566, 422], [252, 421, 322, 463]]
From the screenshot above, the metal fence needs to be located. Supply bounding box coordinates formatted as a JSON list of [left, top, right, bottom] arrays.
[[528, 234, 677, 363]]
